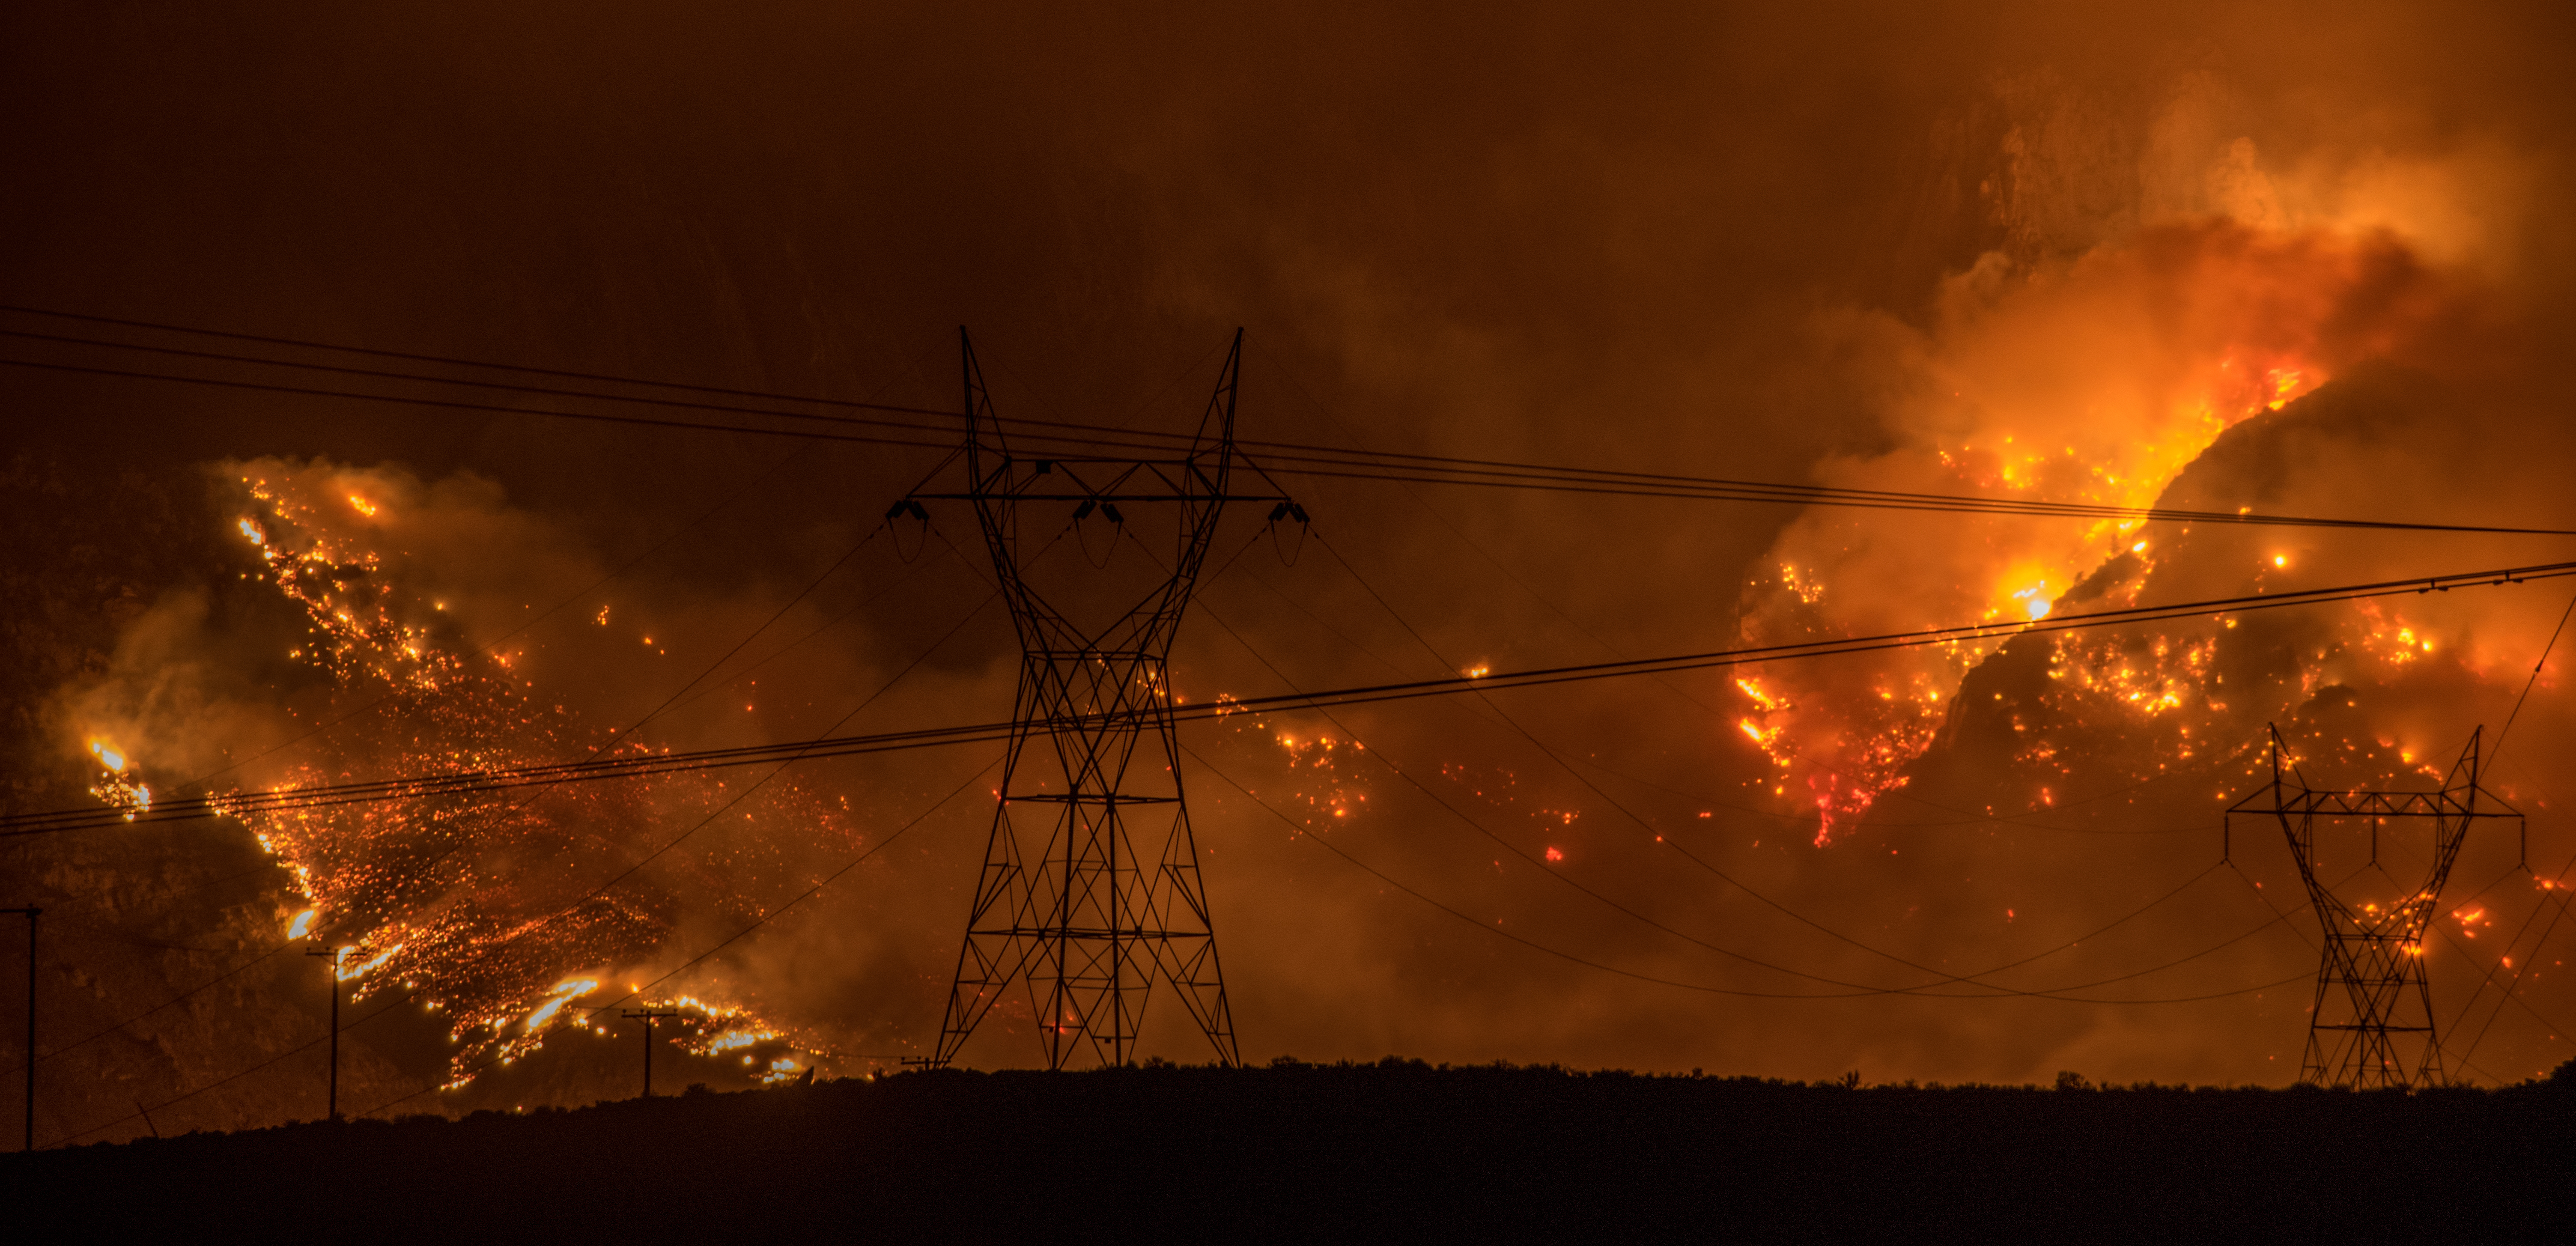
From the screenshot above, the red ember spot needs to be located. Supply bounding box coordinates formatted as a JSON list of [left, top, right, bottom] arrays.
[[1544, 847, 1564, 863]]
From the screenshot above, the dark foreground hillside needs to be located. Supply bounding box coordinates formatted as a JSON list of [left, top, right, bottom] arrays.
[[9, 1061, 2571, 1241]]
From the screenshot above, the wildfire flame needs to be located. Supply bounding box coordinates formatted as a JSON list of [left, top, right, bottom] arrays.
[[1732, 209, 2473, 843], [84, 464, 847, 1086], [86, 737, 151, 820]]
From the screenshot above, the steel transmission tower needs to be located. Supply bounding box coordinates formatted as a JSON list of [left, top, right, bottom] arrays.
[[916, 328, 1282, 1070], [2227, 725, 2522, 1088]]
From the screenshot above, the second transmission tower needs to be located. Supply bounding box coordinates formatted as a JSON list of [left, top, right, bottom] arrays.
[[2228, 726, 2522, 1088]]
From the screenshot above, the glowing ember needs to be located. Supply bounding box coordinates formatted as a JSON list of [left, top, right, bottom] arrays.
[[81, 464, 846, 1085], [1731, 213, 2463, 842], [523, 978, 599, 1031], [86, 737, 152, 820]]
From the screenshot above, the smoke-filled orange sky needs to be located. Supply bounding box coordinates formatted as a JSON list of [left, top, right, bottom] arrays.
[[6, 1, 2576, 1142]]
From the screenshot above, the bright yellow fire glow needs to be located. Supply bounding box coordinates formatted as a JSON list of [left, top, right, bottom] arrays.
[[87, 738, 152, 820], [704, 1027, 781, 1053], [523, 978, 599, 1031], [338, 943, 402, 982]]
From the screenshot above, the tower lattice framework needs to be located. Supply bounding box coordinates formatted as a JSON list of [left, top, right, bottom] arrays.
[[2227, 725, 2521, 1088], [923, 329, 1277, 1069]]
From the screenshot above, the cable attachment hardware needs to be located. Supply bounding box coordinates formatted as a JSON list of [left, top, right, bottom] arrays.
[[1070, 496, 1124, 568], [887, 498, 931, 561], [1266, 500, 1310, 564]]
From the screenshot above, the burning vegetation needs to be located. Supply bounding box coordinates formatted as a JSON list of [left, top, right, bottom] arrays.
[[7, 11, 2572, 1148], [1733, 203, 2503, 843], [74, 464, 844, 1086]]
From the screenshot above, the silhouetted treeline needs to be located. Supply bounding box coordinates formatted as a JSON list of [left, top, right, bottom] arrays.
[[9, 1059, 2571, 1240]]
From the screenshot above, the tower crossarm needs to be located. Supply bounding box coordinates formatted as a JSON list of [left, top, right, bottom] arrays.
[[2224, 724, 2513, 1088], [927, 328, 1253, 1071]]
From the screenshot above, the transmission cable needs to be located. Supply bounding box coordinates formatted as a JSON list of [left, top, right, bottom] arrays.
[[3, 429, 946, 1079], [45, 329, 950, 829], [1175, 527, 2299, 1000], [1198, 743, 2314, 1005], [575, 751, 1004, 1022], [6, 309, 2565, 535], [1302, 526, 2265, 995], [12, 554, 2576, 838]]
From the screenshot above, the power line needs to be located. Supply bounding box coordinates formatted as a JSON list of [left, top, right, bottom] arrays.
[[2447, 845, 2576, 1073], [1235, 359, 2293, 843], [2428, 592, 2576, 1075], [3, 555, 998, 1120], [424, 584, 1001, 991], [0, 463, 958, 1079], [1192, 743, 2314, 1005], [1149, 525, 2340, 1002], [1286, 528, 2300, 998], [1207, 513, 2266, 837], [18, 312, 2530, 1112], [575, 753, 1003, 1022], [0, 941, 297, 1080], [1299, 523, 2133, 992], [6, 310, 2565, 536], [90, 418, 883, 816], [2490, 586, 2576, 762], [46, 981, 429, 1147], [1234, 438, 2358, 1004], [10, 554, 2576, 838], [0, 306, 961, 419]]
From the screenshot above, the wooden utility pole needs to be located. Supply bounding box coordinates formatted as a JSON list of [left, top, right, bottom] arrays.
[[622, 1009, 679, 1098], [304, 944, 367, 1121]]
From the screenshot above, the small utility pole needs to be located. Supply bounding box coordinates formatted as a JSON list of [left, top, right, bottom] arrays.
[[3, 907, 36, 1151], [304, 944, 367, 1121], [622, 1009, 679, 1099]]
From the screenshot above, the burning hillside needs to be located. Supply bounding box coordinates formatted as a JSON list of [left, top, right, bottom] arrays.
[[68, 462, 842, 1084]]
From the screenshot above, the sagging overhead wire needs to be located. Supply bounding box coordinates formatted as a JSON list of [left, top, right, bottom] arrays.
[[1194, 743, 2314, 1004], [0, 544, 1007, 1092], [51, 335, 958, 832], [3, 306, 2567, 536], [9, 554, 2576, 837], [1214, 526, 2283, 999]]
